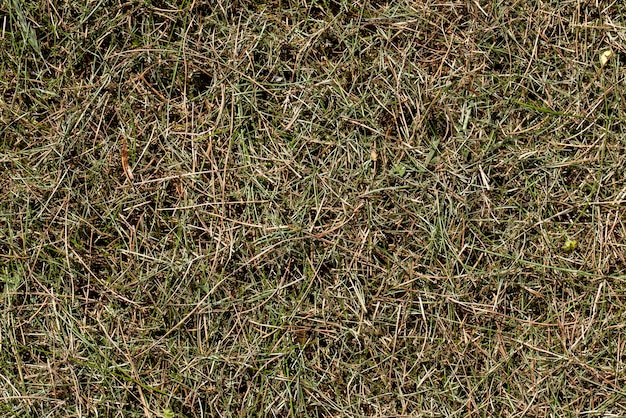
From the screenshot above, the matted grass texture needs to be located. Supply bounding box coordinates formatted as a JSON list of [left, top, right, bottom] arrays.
[[2, 0, 626, 416]]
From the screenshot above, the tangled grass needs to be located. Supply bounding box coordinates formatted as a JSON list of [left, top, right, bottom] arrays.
[[2, 0, 626, 416]]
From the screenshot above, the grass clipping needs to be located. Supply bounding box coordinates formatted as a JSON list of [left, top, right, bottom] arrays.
[[1, 1, 626, 416]]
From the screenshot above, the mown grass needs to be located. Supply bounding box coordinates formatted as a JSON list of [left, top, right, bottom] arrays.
[[2, 0, 626, 416]]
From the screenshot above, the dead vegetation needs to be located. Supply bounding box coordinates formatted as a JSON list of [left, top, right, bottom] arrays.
[[1, 0, 626, 416]]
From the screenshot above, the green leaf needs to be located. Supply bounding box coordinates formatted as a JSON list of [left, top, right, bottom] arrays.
[[561, 239, 578, 253]]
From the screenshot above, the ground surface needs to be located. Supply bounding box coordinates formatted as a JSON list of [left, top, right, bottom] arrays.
[[2, 0, 626, 416]]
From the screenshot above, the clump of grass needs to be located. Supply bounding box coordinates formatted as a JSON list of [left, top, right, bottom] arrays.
[[1, 0, 626, 416]]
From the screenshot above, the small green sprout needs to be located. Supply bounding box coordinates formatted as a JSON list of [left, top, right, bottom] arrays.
[[391, 163, 407, 177], [561, 239, 578, 253]]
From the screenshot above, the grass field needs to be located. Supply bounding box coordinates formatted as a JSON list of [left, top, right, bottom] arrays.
[[2, 0, 626, 416]]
